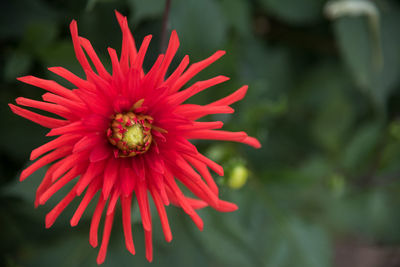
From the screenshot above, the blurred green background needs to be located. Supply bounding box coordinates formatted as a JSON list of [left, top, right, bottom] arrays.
[[1, 0, 400, 266]]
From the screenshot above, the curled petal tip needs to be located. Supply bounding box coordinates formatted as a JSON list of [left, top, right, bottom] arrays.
[[142, 221, 152, 232], [16, 75, 32, 83], [8, 103, 17, 112], [69, 20, 79, 37], [198, 223, 204, 231], [244, 136, 261, 148], [38, 195, 46, 205], [170, 30, 179, 43], [70, 218, 78, 227], [216, 201, 238, 212], [96, 254, 105, 265], [19, 170, 29, 181], [114, 9, 123, 18], [127, 245, 136, 255], [240, 85, 249, 95], [165, 235, 173, 243], [90, 238, 98, 248], [70, 19, 77, 28], [216, 50, 226, 57], [45, 215, 54, 229]]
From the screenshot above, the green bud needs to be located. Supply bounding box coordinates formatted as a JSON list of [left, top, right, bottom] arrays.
[[228, 165, 249, 189]]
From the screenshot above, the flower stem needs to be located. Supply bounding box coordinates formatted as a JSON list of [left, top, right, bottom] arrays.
[[160, 0, 172, 53]]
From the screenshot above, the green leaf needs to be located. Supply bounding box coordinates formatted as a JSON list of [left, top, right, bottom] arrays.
[[128, 0, 165, 23], [20, 22, 58, 56], [281, 218, 332, 267], [332, 6, 400, 108], [341, 121, 383, 171], [0, 0, 59, 39], [4, 50, 32, 82], [257, 0, 326, 25], [170, 0, 228, 57], [220, 0, 252, 36]]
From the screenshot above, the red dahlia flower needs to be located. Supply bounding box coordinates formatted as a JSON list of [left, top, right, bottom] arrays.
[[9, 11, 260, 264]]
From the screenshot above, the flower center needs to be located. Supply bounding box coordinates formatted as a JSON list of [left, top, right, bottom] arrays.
[[107, 112, 153, 157]]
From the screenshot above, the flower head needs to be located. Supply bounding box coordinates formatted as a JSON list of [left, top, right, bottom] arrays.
[[9, 11, 260, 264]]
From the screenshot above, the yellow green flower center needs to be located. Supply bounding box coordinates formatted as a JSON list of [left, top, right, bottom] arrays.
[[123, 124, 144, 146], [107, 112, 153, 157]]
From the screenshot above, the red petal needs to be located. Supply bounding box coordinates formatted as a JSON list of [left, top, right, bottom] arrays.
[[70, 20, 92, 73], [164, 55, 189, 90], [51, 153, 86, 182], [150, 186, 172, 242], [108, 47, 124, 88], [89, 143, 111, 162], [176, 104, 234, 120], [39, 166, 81, 205], [132, 156, 145, 181], [242, 136, 262, 148], [135, 181, 152, 232], [164, 172, 204, 230], [185, 197, 208, 209], [114, 10, 138, 67], [82, 113, 109, 131], [185, 130, 247, 142], [30, 134, 79, 160], [96, 209, 115, 265], [17, 75, 79, 101], [170, 155, 219, 207], [170, 50, 225, 93], [46, 121, 86, 137], [158, 30, 179, 82], [48, 67, 95, 91], [9, 104, 68, 129], [73, 134, 102, 153], [70, 180, 100, 226], [90, 197, 106, 248], [41, 92, 86, 114], [184, 155, 219, 195], [189, 153, 224, 176], [169, 75, 229, 106], [76, 161, 105, 195], [79, 37, 111, 80], [106, 189, 120, 215], [134, 35, 152, 70], [16, 97, 72, 119], [45, 185, 77, 228], [120, 160, 136, 196], [141, 54, 164, 91], [210, 85, 248, 106], [214, 200, 238, 212], [20, 146, 72, 181], [121, 194, 136, 255], [102, 159, 119, 200], [144, 230, 153, 262], [34, 160, 64, 207], [176, 121, 223, 131]]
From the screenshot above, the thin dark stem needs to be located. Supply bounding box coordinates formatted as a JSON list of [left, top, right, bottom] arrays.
[[160, 0, 172, 53]]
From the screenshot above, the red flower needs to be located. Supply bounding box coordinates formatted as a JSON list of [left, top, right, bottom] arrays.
[[9, 11, 260, 264]]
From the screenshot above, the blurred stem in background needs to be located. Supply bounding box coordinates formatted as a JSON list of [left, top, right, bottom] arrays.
[[160, 0, 172, 52]]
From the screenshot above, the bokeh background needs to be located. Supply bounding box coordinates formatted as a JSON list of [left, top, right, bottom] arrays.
[[1, 0, 400, 266]]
